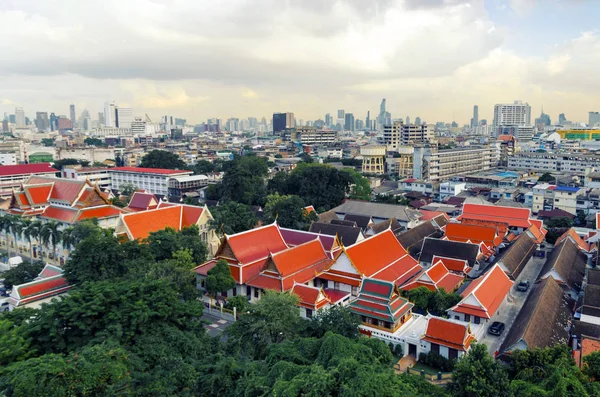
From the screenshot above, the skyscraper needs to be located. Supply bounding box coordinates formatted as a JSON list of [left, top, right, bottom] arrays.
[[366, 111, 370, 130], [535, 108, 551, 126], [98, 112, 105, 126], [104, 102, 116, 127], [116, 107, 133, 128], [69, 104, 76, 127], [471, 105, 479, 127], [50, 113, 58, 131], [14, 107, 25, 127], [415, 117, 422, 125], [325, 113, 331, 127], [590, 112, 600, 127], [558, 113, 567, 125], [344, 113, 355, 131], [273, 112, 294, 133], [35, 112, 49, 131], [493, 101, 531, 127], [377, 98, 391, 131], [406, 116, 410, 124]]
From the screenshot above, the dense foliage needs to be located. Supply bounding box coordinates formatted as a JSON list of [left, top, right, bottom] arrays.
[[263, 193, 318, 230], [140, 149, 187, 169], [403, 286, 462, 316], [1, 261, 44, 289], [209, 201, 258, 235]]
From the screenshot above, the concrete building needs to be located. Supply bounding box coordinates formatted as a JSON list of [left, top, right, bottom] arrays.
[[116, 107, 133, 129], [361, 145, 386, 174], [344, 113, 355, 131], [0, 152, 17, 165], [93, 127, 133, 137], [386, 146, 414, 179], [56, 147, 115, 164], [109, 167, 193, 196], [273, 112, 294, 133], [35, 112, 49, 131], [413, 145, 497, 181], [291, 127, 338, 145], [508, 152, 600, 174], [590, 112, 600, 127], [493, 100, 531, 127], [557, 128, 600, 140], [15, 107, 25, 128], [104, 102, 116, 127], [0, 163, 58, 197], [383, 122, 433, 151], [440, 181, 467, 200], [62, 167, 112, 190], [496, 125, 535, 141]]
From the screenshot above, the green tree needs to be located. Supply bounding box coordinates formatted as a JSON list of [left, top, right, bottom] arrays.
[[0, 343, 137, 397], [263, 193, 316, 230], [305, 305, 361, 339], [404, 286, 433, 311], [341, 168, 372, 201], [1, 260, 45, 289], [84, 137, 106, 147], [39, 221, 61, 264], [448, 343, 510, 397], [40, 138, 54, 147], [18, 218, 38, 263], [52, 158, 89, 170], [546, 217, 574, 228], [193, 159, 215, 174], [145, 226, 207, 263], [209, 201, 258, 235], [146, 249, 199, 300], [226, 290, 301, 359], [0, 319, 31, 365], [217, 155, 269, 205], [584, 350, 600, 380], [538, 172, 555, 183], [226, 295, 250, 313], [140, 149, 187, 169], [205, 259, 236, 302]]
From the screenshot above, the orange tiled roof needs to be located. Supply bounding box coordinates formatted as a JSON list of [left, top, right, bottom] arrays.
[[291, 283, 330, 310], [271, 239, 330, 278], [225, 223, 288, 265], [122, 206, 183, 240], [432, 255, 469, 274], [76, 205, 124, 221], [423, 317, 474, 351], [555, 228, 590, 252], [345, 229, 409, 277], [450, 264, 513, 319], [41, 206, 79, 223], [370, 254, 422, 287], [445, 223, 502, 247], [24, 184, 52, 205], [458, 203, 532, 229], [581, 336, 600, 366], [401, 260, 464, 292], [527, 223, 546, 244]]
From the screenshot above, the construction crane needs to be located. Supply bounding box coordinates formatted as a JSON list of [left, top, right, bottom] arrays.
[[144, 113, 152, 123]]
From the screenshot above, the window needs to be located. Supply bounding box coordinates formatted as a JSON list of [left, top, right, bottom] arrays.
[[474, 316, 480, 324], [254, 288, 259, 298], [334, 282, 340, 290], [232, 287, 237, 296], [351, 286, 358, 296], [464, 314, 470, 322], [306, 309, 313, 318]]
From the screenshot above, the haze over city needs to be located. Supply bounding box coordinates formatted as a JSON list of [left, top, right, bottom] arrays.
[[1, 0, 599, 124]]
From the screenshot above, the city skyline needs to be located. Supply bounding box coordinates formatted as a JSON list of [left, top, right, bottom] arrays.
[[1, 0, 599, 124]]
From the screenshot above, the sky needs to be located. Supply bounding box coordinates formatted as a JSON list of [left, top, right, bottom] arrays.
[[0, 0, 599, 125]]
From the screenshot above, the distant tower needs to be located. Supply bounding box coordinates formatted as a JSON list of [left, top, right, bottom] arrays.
[[415, 117, 421, 125], [366, 111, 371, 130], [471, 105, 479, 127], [14, 107, 25, 127], [406, 116, 411, 124], [69, 104, 76, 127]]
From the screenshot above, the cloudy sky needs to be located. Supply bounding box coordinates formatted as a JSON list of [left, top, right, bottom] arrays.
[[1, 0, 598, 125]]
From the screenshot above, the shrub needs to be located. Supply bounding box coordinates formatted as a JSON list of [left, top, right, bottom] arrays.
[[418, 351, 456, 372]]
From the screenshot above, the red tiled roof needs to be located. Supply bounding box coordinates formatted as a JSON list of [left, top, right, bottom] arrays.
[[370, 255, 422, 287], [127, 192, 159, 210], [15, 192, 30, 207], [445, 223, 501, 247], [181, 205, 204, 228], [76, 206, 123, 221], [225, 223, 288, 265], [419, 211, 450, 221], [527, 223, 546, 244], [401, 260, 464, 292], [323, 288, 351, 304], [41, 206, 78, 223], [0, 163, 57, 176], [122, 206, 182, 240], [18, 276, 70, 299], [345, 229, 409, 277], [458, 203, 532, 229], [38, 265, 62, 279], [246, 274, 282, 291], [555, 228, 590, 252], [279, 227, 337, 252], [432, 255, 469, 274], [423, 317, 474, 351], [291, 283, 330, 310], [450, 264, 513, 319], [110, 167, 192, 175], [25, 184, 52, 205], [271, 239, 330, 277]]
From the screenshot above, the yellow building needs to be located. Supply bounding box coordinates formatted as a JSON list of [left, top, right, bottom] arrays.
[[557, 129, 600, 140]]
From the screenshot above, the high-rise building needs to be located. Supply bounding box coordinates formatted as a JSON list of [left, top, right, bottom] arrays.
[[415, 117, 422, 125], [69, 104, 76, 127], [104, 102, 116, 127], [493, 101, 531, 127], [406, 116, 410, 124], [535, 108, 551, 127], [325, 113, 332, 127], [344, 113, 355, 131], [366, 111, 371, 130], [35, 112, 49, 131], [50, 113, 58, 131], [558, 113, 567, 125], [98, 112, 105, 126], [273, 112, 294, 133], [14, 107, 25, 128], [116, 107, 133, 129], [57, 116, 73, 131], [590, 112, 600, 127], [471, 105, 479, 127], [377, 98, 391, 131], [8, 114, 15, 124], [383, 122, 433, 150]]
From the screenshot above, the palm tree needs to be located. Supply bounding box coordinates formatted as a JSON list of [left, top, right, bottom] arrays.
[[29, 220, 43, 261], [61, 227, 76, 258], [3, 215, 21, 258], [40, 221, 61, 265], [0, 215, 7, 255], [19, 218, 36, 263]]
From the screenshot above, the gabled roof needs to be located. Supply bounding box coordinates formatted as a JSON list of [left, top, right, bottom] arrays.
[[349, 278, 413, 324], [330, 199, 422, 223], [40, 206, 79, 223], [422, 317, 475, 352], [401, 260, 464, 293], [221, 222, 288, 265], [458, 203, 532, 229], [0, 163, 57, 176], [118, 203, 205, 241], [497, 232, 538, 280], [291, 283, 330, 310], [9, 265, 72, 307], [344, 229, 422, 285], [432, 255, 470, 274], [582, 284, 600, 318], [420, 237, 480, 267], [278, 227, 338, 253], [368, 218, 403, 235], [540, 238, 587, 292], [309, 222, 363, 247], [396, 221, 443, 257], [343, 214, 373, 230], [499, 277, 572, 355], [537, 209, 576, 219], [445, 223, 502, 247], [75, 205, 124, 221], [126, 191, 159, 211], [555, 228, 591, 252], [449, 264, 513, 319]]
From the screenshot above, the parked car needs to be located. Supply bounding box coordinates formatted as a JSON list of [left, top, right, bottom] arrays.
[[516, 281, 530, 292], [488, 321, 505, 336], [0, 301, 8, 312]]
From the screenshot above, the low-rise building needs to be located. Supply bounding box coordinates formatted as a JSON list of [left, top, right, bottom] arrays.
[[0, 163, 58, 197], [62, 167, 112, 190], [108, 166, 193, 196]]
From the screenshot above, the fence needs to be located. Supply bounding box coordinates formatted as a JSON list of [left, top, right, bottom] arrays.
[[402, 366, 453, 383], [204, 301, 236, 322]]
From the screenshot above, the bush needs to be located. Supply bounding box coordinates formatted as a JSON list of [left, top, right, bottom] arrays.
[[418, 351, 456, 372]]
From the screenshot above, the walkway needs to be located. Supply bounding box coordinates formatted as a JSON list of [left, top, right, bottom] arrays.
[[201, 312, 233, 339], [396, 355, 416, 373]]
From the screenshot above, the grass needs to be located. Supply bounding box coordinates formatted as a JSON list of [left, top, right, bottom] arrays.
[[410, 362, 440, 376]]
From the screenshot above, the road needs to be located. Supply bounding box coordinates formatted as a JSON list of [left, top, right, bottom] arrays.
[[202, 312, 233, 339], [480, 252, 547, 356]]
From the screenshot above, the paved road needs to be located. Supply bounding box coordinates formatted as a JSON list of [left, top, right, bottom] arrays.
[[480, 253, 547, 356], [202, 312, 234, 338]]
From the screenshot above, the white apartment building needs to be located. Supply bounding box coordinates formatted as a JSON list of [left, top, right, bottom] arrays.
[[439, 181, 467, 200], [92, 127, 133, 137], [383, 123, 433, 150], [493, 101, 531, 127], [508, 152, 600, 174], [413, 145, 497, 181], [116, 107, 133, 129], [531, 183, 581, 214], [496, 125, 535, 141], [0, 152, 17, 165], [109, 167, 193, 196], [62, 167, 112, 190]]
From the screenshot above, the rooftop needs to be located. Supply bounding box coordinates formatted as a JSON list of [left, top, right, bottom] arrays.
[[109, 166, 192, 175]]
